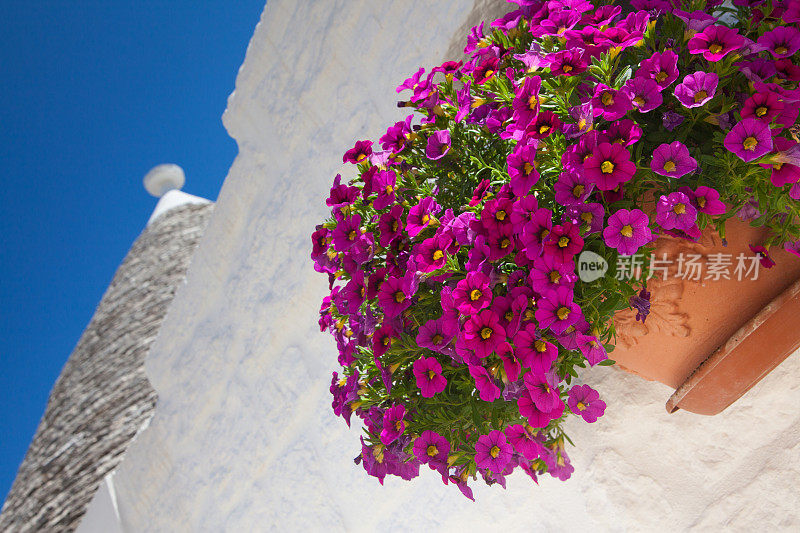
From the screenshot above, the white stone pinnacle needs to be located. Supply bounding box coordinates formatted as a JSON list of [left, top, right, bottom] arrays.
[[143, 164, 186, 198]]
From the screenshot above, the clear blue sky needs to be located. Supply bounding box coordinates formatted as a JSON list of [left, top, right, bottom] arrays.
[[0, 2, 265, 500]]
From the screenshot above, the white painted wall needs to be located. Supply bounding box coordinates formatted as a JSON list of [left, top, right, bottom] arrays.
[[105, 1, 800, 531]]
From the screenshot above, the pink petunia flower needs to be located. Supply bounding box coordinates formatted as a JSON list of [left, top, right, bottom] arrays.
[[567, 384, 607, 423], [603, 208, 652, 256], [724, 118, 773, 162], [583, 142, 636, 191], [453, 271, 492, 315], [535, 286, 580, 335], [656, 192, 698, 232], [425, 130, 451, 160], [474, 430, 513, 473], [637, 50, 679, 89], [688, 25, 745, 62], [343, 140, 373, 164], [413, 357, 448, 397], [757, 26, 800, 59], [592, 84, 633, 121], [623, 76, 663, 113], [517, 391, 564, 428], [674, 71, 718, 108], [651, 141, 698, 178], [413, 430, 450, 466], [380, 404, 406, 445], [468, 364, 502, 402], [462, 309, 506, 359]]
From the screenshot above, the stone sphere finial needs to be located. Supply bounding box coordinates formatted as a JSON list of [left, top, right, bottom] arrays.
[[143, 164, 186, 197]]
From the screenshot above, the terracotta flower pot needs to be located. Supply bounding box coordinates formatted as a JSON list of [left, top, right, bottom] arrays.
[[611, 216, 800, 415]]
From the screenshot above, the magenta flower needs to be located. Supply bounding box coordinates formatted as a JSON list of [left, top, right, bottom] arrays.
[[406, 196, 440, 237], [741, 92, 784, 124], [603, 119, 643, 147], [372, 323, 396, 358], [543, 222, 583, 264], [724, 118, 773, 162], [462, 309, 506, 359], [757, 26, 800, 59], [413, 430, 450, 465], [651, 141, 698, 178], [514, 325, 559, 375], [473, 56, 500, 84], [681, 185, 727, 215], [377, 205, 404, 247], [482, 197, 514, 233], [766, 138, 800, 187], [583, 142, 636, 191], [517, 392, 564, 428], [623, 77, 663, 113], [656, 192, 698, 231], [416, 317, 455, 354], [468, 364, 502, 402], [520, 208, 554, 259], [567, 384, 606, 423], [485, 225, 516, 261], [531, 8, 581, 38], [673, 9, 717, 32], [592, 84, 633, 121], [414, 233, 453, 273], [426, 130, 451, 160], [750, 245, 776, 269], [535, 286, 580, 335], [603, 208, 652, 256], [331, 213, 362, 252], [688, 25, 744, 62], [413, 356, 447, 397], [512, 75, 542, 127], [379, 115, 413, 153], [528, 253, 577, 294], [525, 111, 563, 140], [524, 371, 561, 412], [343, 140, 373, 164], [377, 275, 413, 317], [475, 430, 513, 473], [326, 174, 360, 208], [784, 240, 800, 259], [452, 271, 492, 315], [380, 404, 406, 445], [662, 110, 684, 131], [637, 50, 679, 89], [510, 194, 539, 229], [396, 67, 425, 93], [547, 48, 588, 76], [505, 424, 543, 460], [674, 71, 718, 108], [372, 170, 397, 211], [554, 171, 593, 206], [507, 143, 540, 196], [565, 202, 605, 235], [577, 335, 608, 366], [540, 444, 573, 481]]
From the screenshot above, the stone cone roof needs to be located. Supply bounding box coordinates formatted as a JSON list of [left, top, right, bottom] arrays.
[[0, 202, 214, 532]]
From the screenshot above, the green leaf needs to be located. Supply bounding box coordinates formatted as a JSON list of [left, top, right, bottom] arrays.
[[613, 65, 633, 88]]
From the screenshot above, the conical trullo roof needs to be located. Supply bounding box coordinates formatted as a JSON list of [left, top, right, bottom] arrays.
[[0, 176, 214, 532]]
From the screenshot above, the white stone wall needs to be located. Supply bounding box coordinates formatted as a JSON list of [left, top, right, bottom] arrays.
[[109, 1, 800, 531]]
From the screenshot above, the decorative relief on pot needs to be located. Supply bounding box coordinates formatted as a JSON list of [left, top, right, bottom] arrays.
[[613, 232, 721, 348]]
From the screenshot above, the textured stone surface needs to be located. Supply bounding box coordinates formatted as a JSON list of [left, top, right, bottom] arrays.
[[108, 1, 800, 531], [0, 202, 214, 532]]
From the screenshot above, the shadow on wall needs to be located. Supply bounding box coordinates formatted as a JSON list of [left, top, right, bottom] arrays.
[[445, 0, 512, 60]]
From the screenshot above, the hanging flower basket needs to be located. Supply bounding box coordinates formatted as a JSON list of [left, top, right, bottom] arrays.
[[312, 0, 800, 498]]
